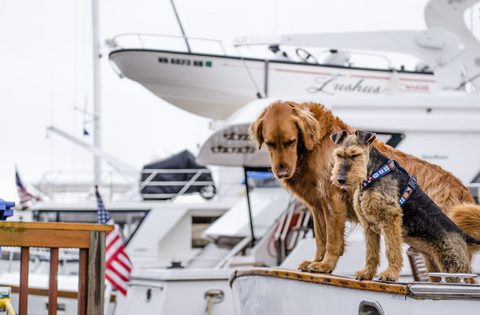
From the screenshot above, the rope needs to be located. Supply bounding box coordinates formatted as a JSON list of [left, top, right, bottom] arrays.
[[0, 298, 15, 315], [207, 296, 213, 315], [235, 47, 265, 99]]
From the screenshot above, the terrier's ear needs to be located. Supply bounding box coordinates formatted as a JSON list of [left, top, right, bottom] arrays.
[[331, 130, 348, 145], [249, 108, 268, 149], [355, 130, 376, 145]]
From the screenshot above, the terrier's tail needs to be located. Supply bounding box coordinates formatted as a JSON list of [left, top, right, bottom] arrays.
[[465, 233, 480, 246]]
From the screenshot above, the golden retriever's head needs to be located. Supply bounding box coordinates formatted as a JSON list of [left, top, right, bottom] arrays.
[[249, 101, 319, 179]]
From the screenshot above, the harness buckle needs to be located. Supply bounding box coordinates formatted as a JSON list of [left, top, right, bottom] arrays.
[[408, 175, 418, 189]]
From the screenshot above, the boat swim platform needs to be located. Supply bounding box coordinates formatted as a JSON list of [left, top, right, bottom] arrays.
[[230, 267, 480, 300]]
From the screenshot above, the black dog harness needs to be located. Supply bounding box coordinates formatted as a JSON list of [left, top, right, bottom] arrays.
[[358, 159, 418, 207]]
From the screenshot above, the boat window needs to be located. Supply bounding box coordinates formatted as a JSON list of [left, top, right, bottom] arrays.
[[246, 171, 280, 188], [33, 210, 149, 244], [191, 216, 221, 248]]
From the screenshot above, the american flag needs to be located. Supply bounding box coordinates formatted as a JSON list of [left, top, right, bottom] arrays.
[[16, 167, 41, 204], [96, 186, 132, 295]]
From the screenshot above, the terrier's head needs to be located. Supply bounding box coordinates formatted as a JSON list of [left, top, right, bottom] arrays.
[[330, 129, 376, 189]]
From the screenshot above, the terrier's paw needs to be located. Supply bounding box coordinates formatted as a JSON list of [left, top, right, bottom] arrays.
[[298, 260, 313, 271], [355, 268, 375, 281], [378, 270, 399, 282], [307, 262, 334, 273]]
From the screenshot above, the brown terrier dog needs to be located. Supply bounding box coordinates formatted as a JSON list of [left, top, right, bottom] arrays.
[[331, 130, 480, 281], [249, 100, 480, 274]]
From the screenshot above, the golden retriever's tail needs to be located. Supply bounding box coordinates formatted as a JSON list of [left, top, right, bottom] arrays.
[[449, 203, 480, 258]]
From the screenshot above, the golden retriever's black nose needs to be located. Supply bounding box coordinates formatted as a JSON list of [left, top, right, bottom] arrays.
[[277, 168, 289, 178], [337, 177, 346, 184]]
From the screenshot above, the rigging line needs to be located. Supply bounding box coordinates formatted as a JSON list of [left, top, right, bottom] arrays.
[[235, 47, 265, 99], [456, 72, 480, 90]]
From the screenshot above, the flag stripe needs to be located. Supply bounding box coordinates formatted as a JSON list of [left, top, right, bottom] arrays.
[[106, 272, 128, 295], [115, 256, 132, 273], [117, 253, 133, 269], [96, 187, 132, 296], [109, 261, 130, 281], [16, 169, 41, 204]]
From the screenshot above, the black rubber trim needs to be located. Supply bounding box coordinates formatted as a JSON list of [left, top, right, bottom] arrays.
[[109, 49, 434, 75], [373, 132, 405, 148]]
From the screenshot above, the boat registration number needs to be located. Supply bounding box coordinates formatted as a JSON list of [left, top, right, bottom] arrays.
[[158, 57, 212, 67]]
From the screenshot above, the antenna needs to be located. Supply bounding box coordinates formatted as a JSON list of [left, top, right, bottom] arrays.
[[170, 0, 191, 53], [92, 0, 101, 185]]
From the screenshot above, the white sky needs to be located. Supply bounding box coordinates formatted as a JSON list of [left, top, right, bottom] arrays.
[[0, 0, 430, 202]]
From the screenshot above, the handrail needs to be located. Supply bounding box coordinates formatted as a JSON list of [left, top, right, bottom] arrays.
[[110, 33, 227, 56], [0, 222, 112, 315]]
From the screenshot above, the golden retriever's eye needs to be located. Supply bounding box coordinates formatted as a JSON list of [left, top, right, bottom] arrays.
[[266, 142, 275, 149], [285, 140, 296, 147]]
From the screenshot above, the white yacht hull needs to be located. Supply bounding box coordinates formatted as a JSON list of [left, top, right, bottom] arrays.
[[231, 268, 480, 315], [109, 49, 437, 120]]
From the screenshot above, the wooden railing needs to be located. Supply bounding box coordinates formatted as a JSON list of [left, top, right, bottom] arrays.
[[0, 221, 112, 315]]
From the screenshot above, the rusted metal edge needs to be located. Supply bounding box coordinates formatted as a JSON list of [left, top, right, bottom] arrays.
[[230, 268, 408, 295]]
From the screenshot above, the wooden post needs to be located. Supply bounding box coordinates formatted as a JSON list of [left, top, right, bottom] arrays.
[[48, 248, 59, 315], [78, 249, 88, 315], [87, 231, 106, 315], [19, 247, 30, 315]]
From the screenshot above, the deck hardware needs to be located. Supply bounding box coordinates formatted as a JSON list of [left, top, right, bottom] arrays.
[[358, 300, 385, 315], [145, 289, 152, 302], [428, 272, 477, 284], [390, 294, 407, 300], [204, 289, 224, 303]]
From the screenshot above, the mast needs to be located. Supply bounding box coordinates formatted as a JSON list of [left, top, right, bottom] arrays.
[[92, 0, 101, 185]]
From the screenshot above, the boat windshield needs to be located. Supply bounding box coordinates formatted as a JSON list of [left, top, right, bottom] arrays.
[[186, 236, 245, 269]]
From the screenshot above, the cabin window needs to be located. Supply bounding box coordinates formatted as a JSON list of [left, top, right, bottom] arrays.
[[191, 216, 220, 248]]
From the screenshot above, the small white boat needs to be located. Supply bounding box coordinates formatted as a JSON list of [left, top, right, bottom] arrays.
[[230, 268, 480, 315], [108, 0, 480, 121]]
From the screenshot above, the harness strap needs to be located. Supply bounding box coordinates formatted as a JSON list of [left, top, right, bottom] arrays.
[[359, 160, 419, 210], [360, 160, 397, 190], [399, 175, 418, 206]]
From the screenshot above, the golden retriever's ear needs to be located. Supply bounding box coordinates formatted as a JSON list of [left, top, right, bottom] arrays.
[[249, 108, 268, 149], [294, 108, 319, 150], [331, 130, 348, 145], [355, 129, 376, 145]]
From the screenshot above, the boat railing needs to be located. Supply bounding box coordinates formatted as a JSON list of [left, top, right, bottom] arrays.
[[140, 168, 215, 200], [467, 183, 480, 204], [0, 221, 111, 315], [35, 167, 244, 203], [35, 170, 139, 203], [109, 33, 227, 56]]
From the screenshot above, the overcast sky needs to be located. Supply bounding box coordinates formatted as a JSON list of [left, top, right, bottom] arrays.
[[0, 0, 431, 202]]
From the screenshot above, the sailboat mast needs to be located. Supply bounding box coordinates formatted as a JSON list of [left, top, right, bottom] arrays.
[[92, 0, 102, 185]]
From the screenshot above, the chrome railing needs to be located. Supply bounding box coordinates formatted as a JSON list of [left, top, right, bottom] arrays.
[[34, 167, 244, 203], [109, 33, 228, 56]]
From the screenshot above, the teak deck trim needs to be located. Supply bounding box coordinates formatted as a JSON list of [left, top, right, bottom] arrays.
[[230, 268, 409, 295], [0, 222, 113, 232]]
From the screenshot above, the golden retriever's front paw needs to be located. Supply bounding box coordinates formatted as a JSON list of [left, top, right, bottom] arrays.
[[307, 262, 334, 273], [298, 260, 313, 271], [355, 268, 375, 281], [378, 269, 400, 282]]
